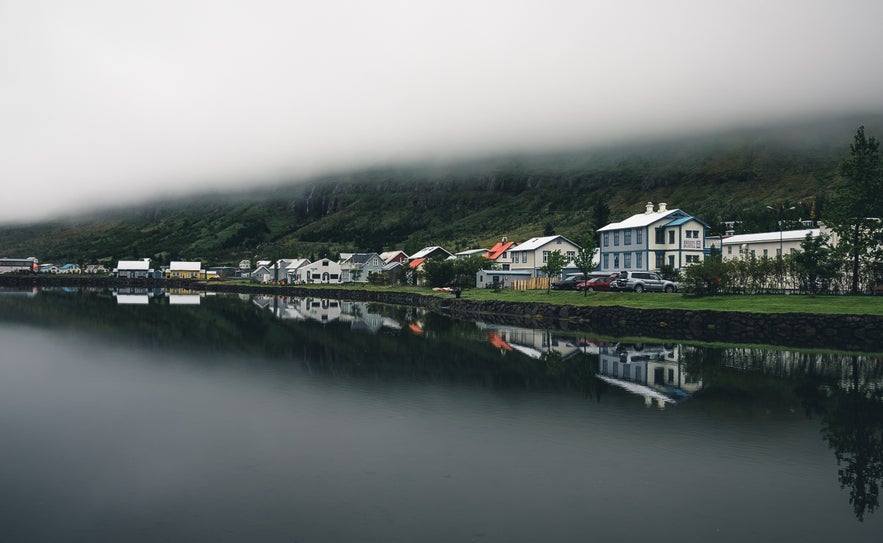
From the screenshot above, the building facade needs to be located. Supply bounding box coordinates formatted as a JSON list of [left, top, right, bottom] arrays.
[[597, 202, 707, 273]]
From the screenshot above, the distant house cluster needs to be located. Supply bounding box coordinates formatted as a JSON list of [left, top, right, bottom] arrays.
[[4, 199, 847, 290]]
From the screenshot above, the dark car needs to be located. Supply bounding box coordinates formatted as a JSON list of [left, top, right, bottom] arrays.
[[576, 274, 620, 292], [550, 276, 584, 290]]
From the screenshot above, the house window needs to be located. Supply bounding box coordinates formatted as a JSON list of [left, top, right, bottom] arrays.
[[686, 255, 700, 264], [624, 253, 631, 267], [556, 238, 562, 244], [727, 246, 733, 255], [636, 229, 643, 244], [763, 249, 768, 258], [613, 232, 619, 246], [776, 248, 782, 257], [636, 252, 643, 268], [656, 252, 664, 268], [668, 231, 675, 244], [603, 254, 609, 269], [635, 367, 642, 382], [624, 230, 631, 245], [655, 228, 665, 244], [322, 260, 328, 266], [613, 253, 620, 268], [330, 274, 339, 279], [668, 255, 675, 267], [522, 252, 528, 263], [566, 251, 575, 259], [543, 251, 549, 263], [603, 232, 609, 247]]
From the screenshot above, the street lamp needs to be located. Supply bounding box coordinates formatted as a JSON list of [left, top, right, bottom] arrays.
[[766, 205, 796, 258]]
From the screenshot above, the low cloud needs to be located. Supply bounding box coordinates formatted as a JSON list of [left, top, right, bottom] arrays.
[[2, 0, 882, 222]]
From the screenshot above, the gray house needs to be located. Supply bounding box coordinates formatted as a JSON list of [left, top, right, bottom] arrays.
[[339, 253, 385, 283]]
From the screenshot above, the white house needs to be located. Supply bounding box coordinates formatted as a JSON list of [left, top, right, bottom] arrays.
[[508, 235, 581, 277], [297, 258, 343, 284], [597, 202, 708, 273], [708, 228, 820, 260], [166, 261, 204, 279], [115, 259, 152, 279], [483, 238, 518, 270]]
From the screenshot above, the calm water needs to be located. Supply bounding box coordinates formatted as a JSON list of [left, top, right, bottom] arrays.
[[0, 288, 881, 542]]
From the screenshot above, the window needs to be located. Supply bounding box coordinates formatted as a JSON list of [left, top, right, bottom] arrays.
[[322, 260, 328, 266], [668, 230, 675, 244], [603, 254, 609, 269], [776, 248, 782, 257], [668, 369, 674, 382], [686, 255, 700, 264], [656, 252, 664, 268], [763, 249, 768, 258], [556, 238, 562, 244], [636, 252, 643, 268], [330, 274, 339, 279], [635, 367, 642, 382], [668, 255, 675, 267], [543, 251, 549, 263], [566, 251, 575, 259], [613, 253, 620, 268], [727, 246, 733, 255], [655, 228, 665, 244], [603, 232, 609, 247], [636, 229, 643, 244], [624, 253, 631, 267], [613, 232, 619, 246], [624, 230, 631, 245]]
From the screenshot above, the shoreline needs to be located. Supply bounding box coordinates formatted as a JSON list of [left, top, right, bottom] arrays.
[[2, 274, 882, 352]]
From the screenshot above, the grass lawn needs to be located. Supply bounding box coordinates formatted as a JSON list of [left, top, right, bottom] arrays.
[[222, 282, 883, 316]]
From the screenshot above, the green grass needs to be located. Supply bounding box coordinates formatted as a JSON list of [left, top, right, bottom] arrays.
[[213, 281, 883, 316]]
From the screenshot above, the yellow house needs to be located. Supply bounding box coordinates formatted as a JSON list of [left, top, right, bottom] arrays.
[[165, 261, 204, 279]]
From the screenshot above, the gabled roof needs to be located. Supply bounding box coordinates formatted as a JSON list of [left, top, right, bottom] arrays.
[[117, 260, 150, 270], [282, 258, 310, 271], [170, 261, 202, 272], [510, 235, 580, 252], [409, 246, 453, 260], [720, 229, 819, 245], [598, 209, 687, 232], [409, 258, 426, 269], [485, 240, 516, 260], [348, 252, 381, 265], [379, 250, 408, 263]]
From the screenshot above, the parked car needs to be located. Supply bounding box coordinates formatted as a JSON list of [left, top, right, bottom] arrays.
[[551, 275, 585, 290], [576, 274, 620, 292], [615, 271, 678, 293]]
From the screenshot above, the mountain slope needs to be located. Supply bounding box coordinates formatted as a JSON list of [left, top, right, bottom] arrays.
[[1, 114, 879, 265]]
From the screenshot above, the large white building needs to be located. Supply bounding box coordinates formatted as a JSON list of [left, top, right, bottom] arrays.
[[508, 235, 581, 277], [597, 202, 707, 273], [707, 228, 820, 260]]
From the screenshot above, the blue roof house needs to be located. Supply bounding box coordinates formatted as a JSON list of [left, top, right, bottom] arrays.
[[597, 202, 708, 273]]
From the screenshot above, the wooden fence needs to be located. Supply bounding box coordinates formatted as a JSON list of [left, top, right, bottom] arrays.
[[511, 277, 551, 291]]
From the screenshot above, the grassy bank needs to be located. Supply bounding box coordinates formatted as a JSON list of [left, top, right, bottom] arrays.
[[218, 281, 883, 316]]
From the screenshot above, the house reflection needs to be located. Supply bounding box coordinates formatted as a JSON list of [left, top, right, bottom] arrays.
[[597, 343, 703, 408], [252, 296, 403, 332], [477, 322, 583, 360], [113, 288, 156, 305], [166, 288, 202, 305]]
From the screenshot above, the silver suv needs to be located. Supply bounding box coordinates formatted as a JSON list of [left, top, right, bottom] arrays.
[[615, 271, 678, 293]]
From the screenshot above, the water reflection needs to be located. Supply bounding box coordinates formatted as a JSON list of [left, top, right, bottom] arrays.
[[0, 288, 882, 529]]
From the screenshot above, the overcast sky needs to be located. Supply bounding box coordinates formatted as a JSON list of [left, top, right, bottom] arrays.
[[2, 0, 882, 223]]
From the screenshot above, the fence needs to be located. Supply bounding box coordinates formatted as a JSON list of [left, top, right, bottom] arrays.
[[511, 277, 551, 291]]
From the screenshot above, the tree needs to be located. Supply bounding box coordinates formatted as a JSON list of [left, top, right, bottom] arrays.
[[540, 250, 568, 293], [828, 126, 883, 294], [793, 232, 838, 294], [451, 255, 488, 288], [572, 234, 597, 297], [423, 258, 455, 288]]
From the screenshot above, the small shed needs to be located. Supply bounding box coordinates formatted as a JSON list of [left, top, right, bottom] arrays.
[[475, 269, 533, 289]]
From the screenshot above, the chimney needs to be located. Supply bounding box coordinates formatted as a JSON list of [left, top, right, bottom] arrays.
[[502, 236, 508, 243], [658, 202, 667, 212], [645, 202, 654, 214]]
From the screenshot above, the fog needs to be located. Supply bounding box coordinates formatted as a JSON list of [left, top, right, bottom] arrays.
[[2, 0, 882, 222]]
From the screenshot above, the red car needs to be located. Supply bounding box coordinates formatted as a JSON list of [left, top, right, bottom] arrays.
[[576, 275, 620, 292]]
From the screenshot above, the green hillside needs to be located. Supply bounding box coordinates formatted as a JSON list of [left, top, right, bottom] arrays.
[[1, 114, 879, 265]]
